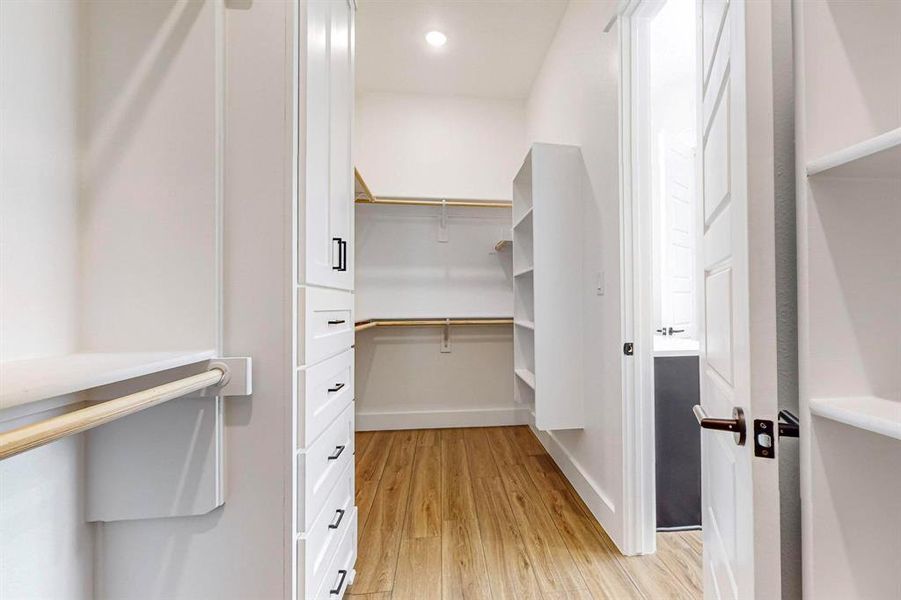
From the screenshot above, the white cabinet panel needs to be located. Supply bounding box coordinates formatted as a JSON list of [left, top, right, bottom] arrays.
[[297, 348, 354, 448], [298, 286, 354, 366], [300, 0, 354, 291], [296, 401, 354, 532]]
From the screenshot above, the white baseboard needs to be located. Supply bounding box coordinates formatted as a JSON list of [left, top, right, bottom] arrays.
[[527, 421, 623, 552], [355, 406, 529, 431]]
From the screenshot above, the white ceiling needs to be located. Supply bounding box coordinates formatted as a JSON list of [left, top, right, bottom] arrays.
[[355, 0, 569, 100]]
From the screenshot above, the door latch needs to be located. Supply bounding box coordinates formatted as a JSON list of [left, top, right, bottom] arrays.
[[753, 419, 775, 458]]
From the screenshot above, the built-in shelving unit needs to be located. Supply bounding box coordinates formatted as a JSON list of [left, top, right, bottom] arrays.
[[0, 350, 217, 410], [797, 2, 901, 597], [512, 144, 586, 431]]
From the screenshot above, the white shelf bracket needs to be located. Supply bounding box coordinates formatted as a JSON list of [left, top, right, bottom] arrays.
[[440, 319, 452, 353], [438, 199, 449, 243]]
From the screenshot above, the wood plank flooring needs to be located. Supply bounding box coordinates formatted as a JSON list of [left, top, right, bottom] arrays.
[[348, 426, 702, 600]]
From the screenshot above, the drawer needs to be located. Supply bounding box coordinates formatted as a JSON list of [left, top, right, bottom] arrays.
[[308, 508, 357, 600], [298, 287, 354, 366], [298, 349, 354, 448], [297, 401, 354, 532], [297, 461, 354, 599]]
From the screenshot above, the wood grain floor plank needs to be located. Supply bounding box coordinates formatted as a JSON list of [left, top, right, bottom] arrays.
[[464, 428, 500, 480], [509, 425, 546, 456], [404, 444, 441, 538], [353, 430, 418, 594], [441, 437, 478, 522], [442, 518, 492, 600], [472, 476, 542, 599], [657, 533, 703, 597], [392, 537, 441, 600], [358, 430, 395, 482], [356, 430, 376, 457], [523, 455, 640, 599], [484, 426, 524, 468], [416, 429, 441, 446], [497, 464, 587, 594]]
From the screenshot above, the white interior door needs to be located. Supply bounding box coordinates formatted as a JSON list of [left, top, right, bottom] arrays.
[[696, 0, 780, 598], [661, 139, 696, 338]]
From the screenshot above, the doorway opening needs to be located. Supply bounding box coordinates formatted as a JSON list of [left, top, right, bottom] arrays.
[[622, 0, 702, 552]]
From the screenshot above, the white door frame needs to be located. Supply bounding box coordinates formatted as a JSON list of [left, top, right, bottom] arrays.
[[618, 0, 666, 556]]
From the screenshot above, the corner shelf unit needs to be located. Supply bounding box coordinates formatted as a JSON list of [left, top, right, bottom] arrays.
[[797, 2, 901, 597], [512, 144, 586, 431]]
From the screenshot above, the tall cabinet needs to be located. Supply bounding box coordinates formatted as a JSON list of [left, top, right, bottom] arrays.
[[296, 0, 357, 598], [512, 144, 586, 431], [796, 2, 901, 597]]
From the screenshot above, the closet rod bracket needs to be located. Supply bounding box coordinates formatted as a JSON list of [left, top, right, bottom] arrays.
[[441, 318, 452, 353], [206, 357, 252, 397]]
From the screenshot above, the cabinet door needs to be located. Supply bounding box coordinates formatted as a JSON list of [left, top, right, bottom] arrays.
[[301, 0, 340, 288], [328, 0, 354, 290]]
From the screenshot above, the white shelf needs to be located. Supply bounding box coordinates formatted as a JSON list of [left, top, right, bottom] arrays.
[[514, 267, 534, 278], [806, 127, 901, 179], [514, 319, 535, 330], [514, 368, 535, 389], [513, 207, 533, 229], [810, 396, 901, 441], [0, 350, 217, 410]]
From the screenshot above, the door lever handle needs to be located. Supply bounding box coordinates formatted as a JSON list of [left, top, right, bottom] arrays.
[[693, 405, 746, 446]]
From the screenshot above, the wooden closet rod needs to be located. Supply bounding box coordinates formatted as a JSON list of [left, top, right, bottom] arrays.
[[354, 168, 511, 209], [355, 197, 512, 209], [0, 367, 226, 461], [355, 318, 513, 331]]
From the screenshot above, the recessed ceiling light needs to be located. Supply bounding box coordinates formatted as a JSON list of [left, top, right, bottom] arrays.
[[425, 31, 447, 48]]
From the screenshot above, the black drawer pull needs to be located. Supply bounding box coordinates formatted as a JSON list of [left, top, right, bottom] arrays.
[[328, 508, 346, 529], [327, 445, 346, 461], [328, 383, 345, 393], [329, 570, 348, 595], [327, 319, 346, 325]]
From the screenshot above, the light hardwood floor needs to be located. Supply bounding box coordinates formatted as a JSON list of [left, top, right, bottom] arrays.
[[348, 426, 702, 600]]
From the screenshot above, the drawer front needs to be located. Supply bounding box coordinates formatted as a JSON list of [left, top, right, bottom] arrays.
[[309, 509, 357, 600], [298, 349, 354, 448], [297, 402, 354, 531], [298, 287, 354, 366], [298, 462, 354, 598]]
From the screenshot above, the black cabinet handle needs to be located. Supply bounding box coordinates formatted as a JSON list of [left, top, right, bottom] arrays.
[[327, 319, 346, 325], [332, 237, 343, 271], [327, 445, 346, 461], [329, 570, 348, 595], [328, 383, 345, 393], [328, 508, 346, 530], [339, 239, 348, 272]]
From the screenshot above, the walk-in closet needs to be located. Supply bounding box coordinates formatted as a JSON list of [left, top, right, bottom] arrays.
[[4, 0, 899, 599]]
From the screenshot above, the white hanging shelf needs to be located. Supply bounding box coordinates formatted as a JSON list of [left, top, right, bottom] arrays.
[[809, 396, 901, 441], [0, 350, 217, 410], [806, 127, 901, 179]]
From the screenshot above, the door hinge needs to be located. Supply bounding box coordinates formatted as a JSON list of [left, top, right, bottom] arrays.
[[623, 342, 634, 356], [753, 419, 775, 458]]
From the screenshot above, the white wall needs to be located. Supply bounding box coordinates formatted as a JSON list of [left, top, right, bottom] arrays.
[[0, 1, 93, 597], [525, 0, 628, 547], [355, 91, 526, 199], [354, 92, 527, 429]]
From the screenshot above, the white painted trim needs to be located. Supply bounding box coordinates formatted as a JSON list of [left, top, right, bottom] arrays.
[[618, 0, 679, 557], [355, 407, 528, 431], [528, 423, 619, 545]]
